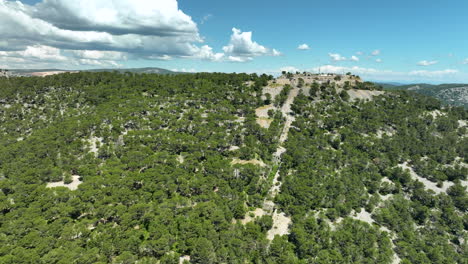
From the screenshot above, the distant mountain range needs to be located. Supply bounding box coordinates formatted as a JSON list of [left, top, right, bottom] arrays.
[[1, 67, 178, 77], [380, 83, 468, 108]]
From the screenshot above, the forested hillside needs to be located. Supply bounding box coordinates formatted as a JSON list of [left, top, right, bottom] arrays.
[[383, 83, 468, 108], [0, 72, 466, 263]]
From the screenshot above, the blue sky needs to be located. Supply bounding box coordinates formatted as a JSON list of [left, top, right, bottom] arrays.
[[2, 0, 468, 83]]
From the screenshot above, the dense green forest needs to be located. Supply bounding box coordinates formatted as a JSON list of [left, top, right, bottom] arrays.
[[0, 72, 466, 263]]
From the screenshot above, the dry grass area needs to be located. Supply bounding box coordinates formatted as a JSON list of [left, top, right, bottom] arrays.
[[256, 117, 273, 129], [255, 104, 275, 128], [255, 104, 274, 118], [231, 159, 266, 167], [266, 210, 291, 240], [240, 208, 267, 225], [47, 175, 82, 191]]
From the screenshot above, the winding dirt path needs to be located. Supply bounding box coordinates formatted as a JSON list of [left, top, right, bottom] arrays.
[[263, 80, 300, 240]]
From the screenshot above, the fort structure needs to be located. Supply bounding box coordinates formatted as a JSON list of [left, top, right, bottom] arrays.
[[275, 72, 362, 87]]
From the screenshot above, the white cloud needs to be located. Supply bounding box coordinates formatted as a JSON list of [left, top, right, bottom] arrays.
[[297, 44, 310, 50], [222, 28, 279, 61], [408, 69, 458, 77], [329, 53, 347, 62], [0, 45, 66, 62], [189, 45, 224, 61], [371, 50, 380, 56], [0, 45, 123, 68], [146, 55, 172, 60], [280, 66, 300, 73], [376, 58, 382, 63], [272, 49, 282, 56], [223, 28, 267, 56], [31, 0, 198, 37], [417, 60, 438, 66], [462, 58, 468, 64], [72, 50, 127, 61], [350, 55, 359, 62], [200, 14, 212, 25], [0, 0, 229, 67], [76, 59, 122, 67], [227, 56, 252, 62], [356, 51, 363, 55], [172, 68, 196, 73], [24, 45, 67, 61]]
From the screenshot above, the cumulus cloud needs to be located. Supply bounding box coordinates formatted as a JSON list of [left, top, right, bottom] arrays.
[[0, 45, 66, 62], [0, 45, 122, 68], [417, 60, 438, 66], [280, 66, 301, 73], [376, 58, 382, 63], [222, 28, 280, 61], [31, 0, 199, 37], [329, 53, 347, 62], [1, 0, 255, 68], [297, 44, 310, 50], [462, 58, 468, 64], [189, 45, 224, 61], [227, 56, 252, 62], [356, 51, 363, 55], [72, 50, 127, 61], [371, 50, 380, 56], [408, 69, 458, 77], [350, 55, 359, 62], [272, 49, 282, 56]]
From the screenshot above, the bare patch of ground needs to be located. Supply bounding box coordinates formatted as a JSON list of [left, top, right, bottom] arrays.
[[347, 89, 385, 101], [240, 208, 267, 225], [47, 175, 82, 191], [86, 135, 103, 157], [231, 159, 266, 167], [262, 84, 284, 100], [177, 155, 185, 164], [255, 104, 275, 128], [256, 104, 274, 118], [256, 117, 273, 129], [427, 110, 446, 118], [351, 209, 374, 225], [30, 71, 70, 77], [398, 162, 454, 194], [228, 146, 240, 151], [266, 210, 291, 240], [376, 127, 396, 138], [458, 120, 467, 128], [179, 255, 191, 264]]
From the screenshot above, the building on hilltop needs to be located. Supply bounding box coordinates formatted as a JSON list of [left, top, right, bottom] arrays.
[[276, 72, 361, 86]]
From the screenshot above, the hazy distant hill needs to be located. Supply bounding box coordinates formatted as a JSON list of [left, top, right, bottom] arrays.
[[382, 83, 468, 108], [84, 67, 177, 74], [3, 67, 178, 76]]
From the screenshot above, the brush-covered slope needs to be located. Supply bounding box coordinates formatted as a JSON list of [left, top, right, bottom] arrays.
[[0, 73, 466, 263], [383, 83, 468, 108]]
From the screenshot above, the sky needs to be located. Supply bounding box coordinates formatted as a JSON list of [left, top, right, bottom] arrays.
[[1, 0, 468, 83]]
